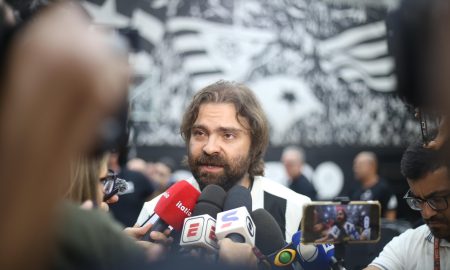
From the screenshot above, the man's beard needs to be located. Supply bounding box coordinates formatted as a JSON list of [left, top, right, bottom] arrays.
[[424, 215, 450, 240], [188, 151, 251, 191]]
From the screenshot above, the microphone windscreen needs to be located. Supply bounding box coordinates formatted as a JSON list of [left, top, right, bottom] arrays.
[[154, 180, 200, 231], [116, 178, 128, 194], [193, 184, 227, 217], [251, 208, 286, 255], [223, 185, 252, 213]]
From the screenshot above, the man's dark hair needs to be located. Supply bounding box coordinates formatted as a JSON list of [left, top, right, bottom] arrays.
[[400, 141, 447, 181]]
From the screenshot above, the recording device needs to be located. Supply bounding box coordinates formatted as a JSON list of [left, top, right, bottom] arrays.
[[180, 184, 227, 252], [142, 180, 200, 241], [215, 185, 255, 245], [301, 201, 381, 244]]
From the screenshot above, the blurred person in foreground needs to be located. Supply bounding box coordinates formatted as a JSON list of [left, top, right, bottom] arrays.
[[352, 151, 397, 220], [281, 146, 317, 200], [0, 1, 179, 269]]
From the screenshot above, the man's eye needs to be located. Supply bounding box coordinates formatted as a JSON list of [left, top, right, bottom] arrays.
[[193, 130, 205, 137], [224, 133, 235, 140]]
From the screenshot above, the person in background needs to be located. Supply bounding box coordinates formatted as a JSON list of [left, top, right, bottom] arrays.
[[67, 153, 120, 211], [281, 146, 317, 200], [352, 151, 398, 220], [109, 151, 155, 227], [148, 157, 175, 198], [317, 207, 359, 243], [365, 142, 450, 270]]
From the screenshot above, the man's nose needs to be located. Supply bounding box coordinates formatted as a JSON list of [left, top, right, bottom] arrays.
[[202, 135, 220, 155], [421, 202, 437, 219]]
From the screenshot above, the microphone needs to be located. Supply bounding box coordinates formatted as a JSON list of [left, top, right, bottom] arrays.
[[292, 231, 336, 270], [116, 177, 128, 195], [252, 208, 296, 269], [143, 180, 200, 241], [215, 185, 255, 245], [252, 209, 334, 270], [180, 184, 227, 252]]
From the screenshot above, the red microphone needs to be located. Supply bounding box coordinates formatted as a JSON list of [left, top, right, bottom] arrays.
[[143, 180, 200, 240]]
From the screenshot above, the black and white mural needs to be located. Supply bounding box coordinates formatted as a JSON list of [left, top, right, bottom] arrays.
[[83, 0, 417, 147], [83, 0, 421, 211]]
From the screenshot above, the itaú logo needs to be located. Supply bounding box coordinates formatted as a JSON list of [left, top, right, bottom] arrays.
[[176, 201, 193, 216]]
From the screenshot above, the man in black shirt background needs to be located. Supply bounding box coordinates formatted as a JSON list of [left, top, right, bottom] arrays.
[[351, 151, 397, 220], [281, 146, 317, 200]]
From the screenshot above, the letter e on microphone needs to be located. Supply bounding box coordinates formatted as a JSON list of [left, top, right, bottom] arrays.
[[182, 217, 204, 242]]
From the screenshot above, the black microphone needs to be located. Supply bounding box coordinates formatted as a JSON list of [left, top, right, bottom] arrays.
[[194, 184, 227, 216], [215, 185, 255, 244], [179, 184, 227, 252], [251, 208, 286, 255], [223, 185, 252, 213]]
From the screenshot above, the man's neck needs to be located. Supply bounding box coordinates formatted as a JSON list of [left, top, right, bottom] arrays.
[[362, 175, 379, 189], [239, 174, 251, 189]]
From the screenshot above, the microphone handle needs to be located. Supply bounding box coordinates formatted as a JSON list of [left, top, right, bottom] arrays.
[[142, 218, 169, 242], [226, 233, 245, 243]]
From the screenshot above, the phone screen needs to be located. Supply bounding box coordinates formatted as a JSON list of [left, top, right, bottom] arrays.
[[301, 201, 381, 244]]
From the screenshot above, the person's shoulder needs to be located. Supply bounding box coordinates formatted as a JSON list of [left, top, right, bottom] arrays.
[[253, 176, 311, 203], [392, 224, 429, 244]]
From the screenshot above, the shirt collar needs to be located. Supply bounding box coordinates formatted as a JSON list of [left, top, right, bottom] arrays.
[[425, 230, 450, 247]]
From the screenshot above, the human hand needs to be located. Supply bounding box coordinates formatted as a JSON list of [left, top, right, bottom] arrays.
[[218, 238, 258, 269]]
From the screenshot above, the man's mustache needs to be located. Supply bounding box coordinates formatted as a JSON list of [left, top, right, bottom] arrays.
[[195, 154, 227, 167], [424, 216, 447, 224]]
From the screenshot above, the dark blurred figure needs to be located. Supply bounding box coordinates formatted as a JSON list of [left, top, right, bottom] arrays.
[[281, 146, 317, 200], [352, 151, 397, 220], [148, 157, 175, 198], [109, 151, 155, 227], [0, 0, 131, 269]]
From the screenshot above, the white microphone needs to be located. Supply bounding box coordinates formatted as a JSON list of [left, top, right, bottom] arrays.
[[180, 214, 218, 252], [215, 185, 255, 245], [180, 185, 227, 252]]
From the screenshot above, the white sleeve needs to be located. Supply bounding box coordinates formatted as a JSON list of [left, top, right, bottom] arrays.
[[135, 195, 161, 226], [370, 230, 409, 270]]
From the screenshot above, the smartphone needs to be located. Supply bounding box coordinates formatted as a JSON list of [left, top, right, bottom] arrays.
[[301, 201, 381, 244]]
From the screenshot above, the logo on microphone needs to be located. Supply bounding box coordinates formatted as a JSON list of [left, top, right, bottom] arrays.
[[273, 248, 296, 267], [246, 216, 255, 237], [220, 210, 238, 228], [162, 191, 170, 199], [208, 225, 216, 241], [187, 222, 200, 237], [176, 201, 193, 216]]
